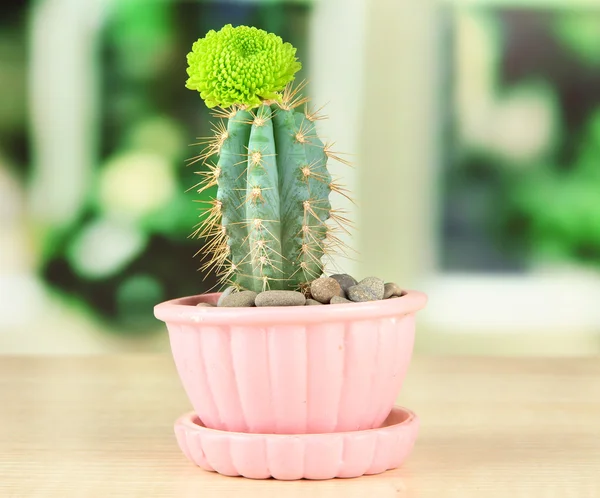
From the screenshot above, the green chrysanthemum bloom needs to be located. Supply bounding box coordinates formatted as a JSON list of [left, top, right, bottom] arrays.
[[186, 24, 301, 108]]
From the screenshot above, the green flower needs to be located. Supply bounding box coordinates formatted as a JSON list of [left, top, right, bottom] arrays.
[[186, 24, 301, 108]]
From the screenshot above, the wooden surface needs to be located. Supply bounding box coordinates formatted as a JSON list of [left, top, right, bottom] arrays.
[[1, 356, 599, 497]]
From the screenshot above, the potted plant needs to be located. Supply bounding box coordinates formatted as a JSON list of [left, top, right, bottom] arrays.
[[154, 24, 427, 480]]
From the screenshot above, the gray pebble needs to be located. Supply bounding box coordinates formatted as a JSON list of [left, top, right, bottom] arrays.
[[217, 286, 237, 307], [330, 274, 358, 294], [358, 277, 385, 300], [347, 276, 385, 302], [384, 282, 405, 299], [219, 290, 257, 307], [196, 302, 216, 307], [330, 295, 352, 305], [305, 299, 324, 306], [310, 277, 344, 304], [256, 290, 306, 307], [347, 285, 375, 302]]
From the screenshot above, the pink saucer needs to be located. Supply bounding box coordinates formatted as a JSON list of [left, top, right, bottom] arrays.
[[174, 406, 419, 480]]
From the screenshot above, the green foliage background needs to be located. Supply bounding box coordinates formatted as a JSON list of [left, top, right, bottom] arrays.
[[445, 7, 600, 272]]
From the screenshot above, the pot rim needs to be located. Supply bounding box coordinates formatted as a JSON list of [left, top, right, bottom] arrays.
[[154, 289, 427, 325]]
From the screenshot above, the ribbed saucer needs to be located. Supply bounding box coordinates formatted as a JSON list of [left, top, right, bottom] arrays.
[[174, 405, 419, 480]]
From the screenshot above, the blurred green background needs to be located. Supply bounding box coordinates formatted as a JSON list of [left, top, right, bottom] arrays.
[[2, 0, 600, 354], [445, 7, 600, 272]]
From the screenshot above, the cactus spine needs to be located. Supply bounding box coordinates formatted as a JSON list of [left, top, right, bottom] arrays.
[[186, 25, 351, 292]]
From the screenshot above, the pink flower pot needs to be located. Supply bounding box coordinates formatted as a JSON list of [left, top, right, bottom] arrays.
[[154, 290, 427, 434]]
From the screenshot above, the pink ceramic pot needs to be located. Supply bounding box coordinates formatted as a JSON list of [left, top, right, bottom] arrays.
[[154, 290, 427, 434]]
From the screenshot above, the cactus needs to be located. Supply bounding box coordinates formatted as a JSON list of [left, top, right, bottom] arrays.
[[186, 25, 351, 292]]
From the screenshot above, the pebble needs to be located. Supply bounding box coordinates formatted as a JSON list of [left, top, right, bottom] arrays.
[[330, 295, 352, 305], [359, 277, 385, 299], [347, 286, 375, 302], [347, 276, 385, 302], [329, 274, 358, 294], [256, 290, 306, 307], [217, 286, 237, 307], [310, 277, 344, 304], [383, 282, 405, 299], [305, 299, 324, 306], [196, 302, 216, 307], [219, 290, 257, 307]]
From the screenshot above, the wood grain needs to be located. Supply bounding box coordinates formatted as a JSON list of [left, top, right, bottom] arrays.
[[1, 356, 599, 497]]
